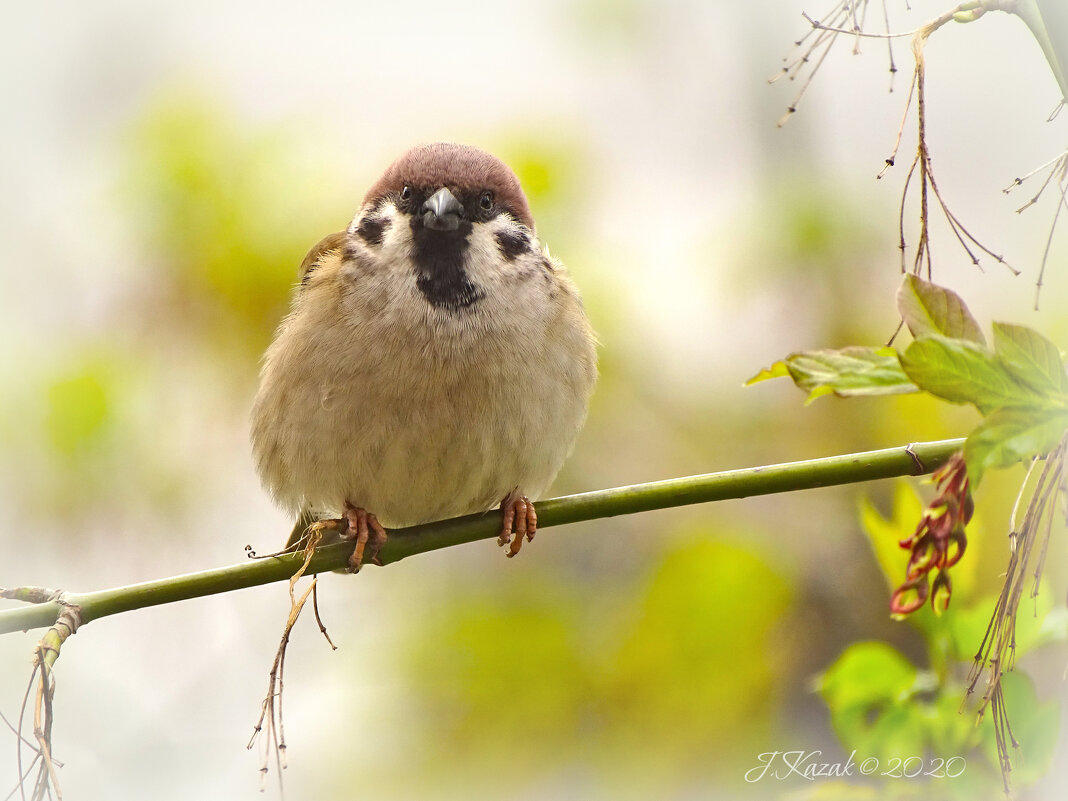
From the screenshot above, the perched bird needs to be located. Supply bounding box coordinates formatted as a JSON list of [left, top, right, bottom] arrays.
[[250, 143, 597, 571]]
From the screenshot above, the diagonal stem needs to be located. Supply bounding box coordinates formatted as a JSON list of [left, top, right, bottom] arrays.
[[0, 438, 965, 636]]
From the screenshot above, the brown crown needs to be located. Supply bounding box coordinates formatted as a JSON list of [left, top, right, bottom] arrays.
[[363, 143, 534, 230]]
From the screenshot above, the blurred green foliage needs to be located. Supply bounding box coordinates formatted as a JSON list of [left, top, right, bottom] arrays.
[[123, 92, 349, 356], [806, 481, 1068, 797], [46, 365, 112, 457], [4, 81, 1063, 798], [396, 535, 792, 796]]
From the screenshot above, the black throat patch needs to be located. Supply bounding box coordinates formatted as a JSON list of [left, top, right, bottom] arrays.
[[410, 220, 484, 311]]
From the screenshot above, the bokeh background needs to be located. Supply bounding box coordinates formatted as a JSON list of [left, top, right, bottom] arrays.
[[1, 1, 1066, 799]]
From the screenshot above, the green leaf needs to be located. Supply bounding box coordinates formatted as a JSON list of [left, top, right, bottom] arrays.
[[818, 641, 917, 711], [1012, 0, 1068, 105], [746, 347, 917, 402], [964, 406, 1068, 484], [744, 360, 789, 385], [858, 485, 924, 594], [900, 336, 1044, 414], [817, 642, 927, 759], [896, 274, 986, 345], [992, 322, 1068, 396]]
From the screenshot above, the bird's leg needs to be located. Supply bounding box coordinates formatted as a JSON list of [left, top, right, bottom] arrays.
[[497, 490, 538, 558], [341, 502, 388, 572]]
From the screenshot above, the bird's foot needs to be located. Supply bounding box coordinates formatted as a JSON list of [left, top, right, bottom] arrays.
[[497, 491, 537, 558], [341, 502, 388, 572]]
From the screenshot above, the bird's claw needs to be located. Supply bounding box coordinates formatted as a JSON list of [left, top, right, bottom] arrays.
[[497, 493, 537, 558], [341, 503, 388, 572]]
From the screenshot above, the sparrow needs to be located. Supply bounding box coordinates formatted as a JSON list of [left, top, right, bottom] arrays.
[[250, 143, 597, 571]]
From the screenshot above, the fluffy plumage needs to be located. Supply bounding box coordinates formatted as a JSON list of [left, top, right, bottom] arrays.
[[250, 143, 597, 566]]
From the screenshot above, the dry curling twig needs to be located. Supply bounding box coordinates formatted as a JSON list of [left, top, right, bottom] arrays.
[[965, 433, 1068, 794], [1003, 146, 1068, 309], [771, 0, 905, 127], [0, 587, 81, 801], [246, 525, 336, 797], [892, 12, 1018, 279], [778, 2, 1023, 281]]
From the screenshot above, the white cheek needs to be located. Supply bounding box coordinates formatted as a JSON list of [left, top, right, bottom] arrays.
[[349, 201, 415, 263], [379, 207, 416, 262], [465, 222, 552, 329], [464, 218, 537, 284], [463, 225, 503, 282]]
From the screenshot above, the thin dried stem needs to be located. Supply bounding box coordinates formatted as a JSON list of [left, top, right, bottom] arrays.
[[31, 660, 60, 801], [880, 69, 917, 179], [247, 529, 325, 797], [880, 0, 898, 89], [1002, 147, 1068, 308], [9, 600, 80, 801], [773, 1, 910, 125], [892, 14, 1017, 279], [801, 7, 914, 40], [4, 751, 43, 801], [777, 21, 843, 127], [311, 582, 337, 651], [0, 710, 46, 769], [966, 434, 1068, 791], [898, 153, 920, 269], [16, 673, 34, 801]]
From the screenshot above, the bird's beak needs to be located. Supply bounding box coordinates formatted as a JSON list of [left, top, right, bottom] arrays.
[[422, 187, 464, 231]]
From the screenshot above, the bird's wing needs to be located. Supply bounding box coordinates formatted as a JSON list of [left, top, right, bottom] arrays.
[[297, 231, 348, 285]]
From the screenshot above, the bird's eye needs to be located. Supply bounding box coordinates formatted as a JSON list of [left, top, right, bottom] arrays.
[[479, 191, 494, 211], [400, 186, 412, 202]]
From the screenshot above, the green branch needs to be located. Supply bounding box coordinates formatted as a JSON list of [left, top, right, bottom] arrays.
[[0, 438, 964, 636]]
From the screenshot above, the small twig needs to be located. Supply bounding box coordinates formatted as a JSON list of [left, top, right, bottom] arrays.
[[0, 710, 46, 764], [1004, 148, 1068, 196], [801, 8, 914, 39], [16, 673, 34, 801], [966, 434, 1068, 790], [311, 582, 336, 651], [1002, 147, 1068, 308], [0, 589, 64, 606], [777, 19, 843, 127], [247, 529, 324, 796], [31, 660, 60, 801], [898, 153, 919, 269], [9, 598, 80, 801], [4, 749, 43, 801], [880, 0, 898, 89], [773, 2, 897, 124], [1007, 156, 1063, 213], [1034, 181, 1067, 309], [879, 68, 917, 179], [1009, 458, 1039, 534], [894, 13, 1017, 279]]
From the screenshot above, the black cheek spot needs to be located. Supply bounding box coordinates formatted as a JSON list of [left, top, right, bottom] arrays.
[[356, 215, 390, 246], [494, 229, 530, 262]]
